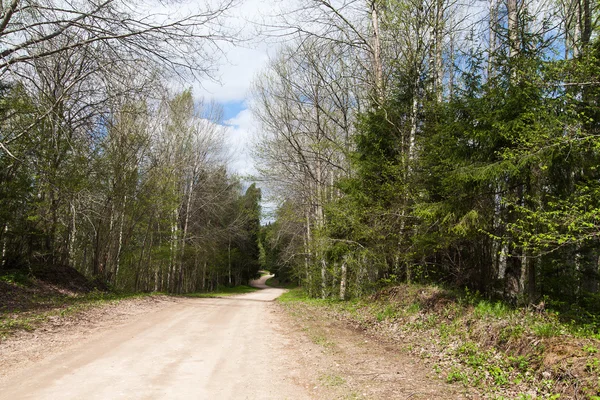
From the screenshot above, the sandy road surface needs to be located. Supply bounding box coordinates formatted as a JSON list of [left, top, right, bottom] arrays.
[[0, 275, 310, 400]]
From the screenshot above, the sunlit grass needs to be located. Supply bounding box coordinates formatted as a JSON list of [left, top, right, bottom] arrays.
[[185, 285, 259, 298]]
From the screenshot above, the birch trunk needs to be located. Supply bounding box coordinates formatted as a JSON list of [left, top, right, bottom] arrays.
[[169, 207, 178, 292], [68, 202, 77, 269], [1, 223, 7, 267], [114, 195, 126, 286], [488, 0, 498, 76], [507, 0, 519, 60], [371, 0, 384, 104], [228, 238, 232, 286], [340, 257, 347, 300], [321, 258, 327, 299], [179, 170, 196, 294], [435, 0, 444, 103], [304, 209, 312, 294]]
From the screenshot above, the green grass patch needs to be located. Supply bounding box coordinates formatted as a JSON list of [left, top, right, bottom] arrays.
[[0, 291, 156, 340], [265, 277, 298, 289], [184, 285, 259, 298], [278, 287, 312, 302], [532, 322, 564, 338], [0, 270, 32, 287], [473, 300, 512, 319], [319, 373, 345, 387]]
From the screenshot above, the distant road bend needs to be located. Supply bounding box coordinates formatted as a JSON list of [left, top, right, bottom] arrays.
[[0, 274, 311, 400]]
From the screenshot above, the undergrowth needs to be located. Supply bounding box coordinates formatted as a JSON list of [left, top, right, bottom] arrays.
[[0, 290, 155, 341], [278, 286, 600, 399], [265, 277, 299, 289], [0, 267, 258, 340], [184, 285, 259, 298]]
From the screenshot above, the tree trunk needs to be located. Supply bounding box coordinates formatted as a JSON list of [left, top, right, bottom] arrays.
[[68, 202, 77, 269], [114, 195, 126, 286], [1, 223, 8, 268], [340, 257, 347, 300], [169, 207, 178, 292], [488, 0, 498, 76], [228, 238, 232, 286], [321, 258, 327, 299], [507, 0, 519, 60], [435, 0, 444, 103], [371, 0, 384, 104]]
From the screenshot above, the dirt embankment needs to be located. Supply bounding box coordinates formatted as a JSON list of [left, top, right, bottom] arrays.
[[281, 285, 600, 399], [279, 299, 480, 399]]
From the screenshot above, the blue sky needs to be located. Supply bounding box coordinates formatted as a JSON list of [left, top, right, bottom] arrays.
[[221, 100, 246, 123]]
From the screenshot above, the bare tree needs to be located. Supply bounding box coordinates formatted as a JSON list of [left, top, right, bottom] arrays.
[[252, 36, 356, 297]]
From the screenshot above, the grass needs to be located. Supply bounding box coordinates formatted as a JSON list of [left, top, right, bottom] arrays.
[[319, 373, 345, 387], [473, 300, 512, 319], [0, 264, 263, 342], [265, 276, 298, 289], [184, 285, 259, 298], [1, 283, 261, 340], [0, 290, 156, 340]]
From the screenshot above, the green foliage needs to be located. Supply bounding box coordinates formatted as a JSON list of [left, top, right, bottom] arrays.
[[184, 285, 259, 298], [0, 270, 31, 287], [532, 322, 564, 338], [446, 368, 469, 384], [0, 86, 262, 295], [474, 301, 512, 319]]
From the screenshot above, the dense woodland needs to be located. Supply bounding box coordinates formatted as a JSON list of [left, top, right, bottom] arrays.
[[255, 0, 600, 313], [0, 0, 261, 293], [1, 0, 599, 308]]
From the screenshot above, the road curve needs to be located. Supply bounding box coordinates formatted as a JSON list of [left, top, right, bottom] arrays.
[[0, 276, 309, 400]]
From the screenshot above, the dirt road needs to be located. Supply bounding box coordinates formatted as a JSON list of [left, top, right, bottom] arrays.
[[0, 275, 311, 400]]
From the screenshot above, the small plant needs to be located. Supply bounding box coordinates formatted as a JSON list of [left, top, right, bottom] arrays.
[[376, 305, 397, 321], [539, 379, 556, 392], [319, 373, 345, 387], [474, 300, 511, 319], [456, 341, 479, 356], [499, 324, 525, 342], [488, 365, 509, 386], [533, 322, 563, 338], [508, 355, 530, 373], [446, 367, 468, 384], [0, 271, 31, 287], [583, 344, 598, 354], [310, 332, 334, 348], [585, 357, 600, 373], [516, 394, 534, 400], [406, 302, 420, 314]]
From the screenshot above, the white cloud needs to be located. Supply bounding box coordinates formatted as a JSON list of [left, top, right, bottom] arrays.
[[194, 44, 271, 103], [224, 108, 259, 176], [189, 0, 282, 104]]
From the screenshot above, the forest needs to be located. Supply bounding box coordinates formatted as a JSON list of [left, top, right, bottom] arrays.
[[254, 0, 600, 317], [1, 0, 599, 397], [0, 0, 599, 309], [0, 0, 261, 293]]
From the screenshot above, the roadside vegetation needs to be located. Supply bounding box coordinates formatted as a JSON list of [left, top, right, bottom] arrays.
[[184, 285, 259, 298], [265, 276, 297, 290], [0, 266, 260, 341], [0, 268, 161, 341], [279, 286, 600, 399], [255, 2, 600, 397]]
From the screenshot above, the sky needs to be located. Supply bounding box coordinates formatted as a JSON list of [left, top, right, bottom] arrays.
[[184, 0, 287, 220], [189, 0, 281, 179]]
